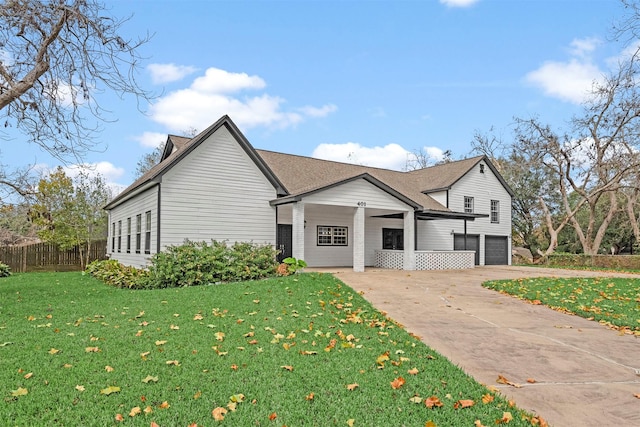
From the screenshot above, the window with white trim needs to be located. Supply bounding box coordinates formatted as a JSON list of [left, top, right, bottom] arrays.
[[145, 211, 151, 254], [111, 222, 115, 253], [464, 196, 474, 213], [126, 217, 131, 253], [117, 220, 122, 252], [135, 214, 142, 254], [317, 226, 348, 246], [491, 200, 500, 223]]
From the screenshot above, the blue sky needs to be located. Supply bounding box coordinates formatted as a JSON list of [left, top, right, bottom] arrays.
[[3, 0, 628, 191]]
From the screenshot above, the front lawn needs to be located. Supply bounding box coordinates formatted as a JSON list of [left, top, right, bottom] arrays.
[[483, 277, 640, 335], [1, 272, 543, 426]]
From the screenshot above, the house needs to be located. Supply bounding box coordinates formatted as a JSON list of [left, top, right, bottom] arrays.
[[105, 115, 513, 272]]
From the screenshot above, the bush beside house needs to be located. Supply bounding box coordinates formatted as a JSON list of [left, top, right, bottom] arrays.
[[87, 240, 280, 289]]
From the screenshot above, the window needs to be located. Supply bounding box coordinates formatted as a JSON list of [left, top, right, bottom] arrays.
[[317, 226, 348, 246], [145, 211, 151, 254], [111, 223, 115, 253], [491, 200, 500, 223], [382, 228, 404, 250], [126, 218, 131, 253], [117, 220, 122, 253], [464, 196, 474, 213], [135, 214, 142, 254]]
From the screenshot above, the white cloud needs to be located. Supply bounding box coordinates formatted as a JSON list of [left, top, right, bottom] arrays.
[[147, 63, 198, 84], [148, 67, 336, 132], [133, 131, 167, 148], [63, 162, 125, 183], [191, 67, 266, 93], [439, 0, 479, 7], [312, 142, 411, 170], [525, 37, 604, 104], [297, 104, 338, 117]]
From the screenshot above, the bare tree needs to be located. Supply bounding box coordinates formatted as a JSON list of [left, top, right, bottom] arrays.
[[514, 51, 640, 255], [404, 148, 452, 171], [0, 0, 152, 163]]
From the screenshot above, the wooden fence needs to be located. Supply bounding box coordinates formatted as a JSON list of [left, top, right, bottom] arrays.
[[0, 240, 108, 273]]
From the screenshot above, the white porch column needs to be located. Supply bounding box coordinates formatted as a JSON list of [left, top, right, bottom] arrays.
[[292, 202, 305, 261], [403, 210, 415, 270], [353, 206, 365, 272]]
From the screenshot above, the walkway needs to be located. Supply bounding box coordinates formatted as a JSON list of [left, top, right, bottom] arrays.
[[318, 266, 640, 427]]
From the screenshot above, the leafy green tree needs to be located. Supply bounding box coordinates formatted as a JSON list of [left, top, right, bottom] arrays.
[[31, 167, 111, 267]]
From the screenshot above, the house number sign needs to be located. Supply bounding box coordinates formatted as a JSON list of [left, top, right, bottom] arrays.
[[357, 201, 367, 207]]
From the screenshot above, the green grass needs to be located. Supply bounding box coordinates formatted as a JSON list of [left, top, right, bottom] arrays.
[[0, 272, 543, 426], [483, 276, 640, 335]]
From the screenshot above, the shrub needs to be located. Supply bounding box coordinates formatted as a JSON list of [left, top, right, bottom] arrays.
[[0, 262, 11, 277], [141, 240, 279, 289], [85, 259, 149, 289], [282, 257, 307, 274]]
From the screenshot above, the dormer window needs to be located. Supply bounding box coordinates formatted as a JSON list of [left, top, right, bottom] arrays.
[[480, 164, 485, 173]]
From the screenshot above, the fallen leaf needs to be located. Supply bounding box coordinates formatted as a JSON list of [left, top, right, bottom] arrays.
[[268, 412, 277, 421], [212, 406, 227, 421], [390, 376, 406, 389], [115, 414, 124, 422], [142, 375, 158, 383], [425, 422, 437, 427], [497, 374, 522, 388], [230, 364, 238, 371], [48, 348, 60, 354], [497, 411, 513, 424], [105, 365, 114, 372], [409, 395, 422, 404], [144, 406, 153, 414], [85, 347, 99, 353], [407, 368, 419, 375], [424, 396, 443, 408], [150, 421, 159, 427], [474, 421, 487, 427], [155, 340, 167, 346], [230, 393, 245, 403], [75, 385, 85, 392], [306, 392, 315, 401], [170, 324, 179, 330], [454, 399, 475, 409], [347, 419, 355, 427], [346, 383, 359, 391], [100, 386, 121, 395], [158, 401, 170, 409], [194, 313, 204, 320], [215, 332, 225, 342], [194, 390, 202, 399], [281, 365, 294, 372], [165, 360, 180, 366], [527, 378, 536, 384], [481, 393, 494, 404], [11, 387, 28, 397], [129, 406, 141, 417], [24, 372, 33, 379], [634, 393, 640, 399]]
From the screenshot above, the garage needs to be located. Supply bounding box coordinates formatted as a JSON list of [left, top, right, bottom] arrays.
[[484, 235, 509, 265], [453, 234, 479, 265]]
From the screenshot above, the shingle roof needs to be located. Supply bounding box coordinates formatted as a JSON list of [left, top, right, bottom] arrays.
[[255, 150, 490, 212], [105, 115, 508, 214]]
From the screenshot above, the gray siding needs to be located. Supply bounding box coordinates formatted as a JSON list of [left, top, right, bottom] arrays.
[[303, 179, 411, 210], [160, 126, 277, 248], [446, 164, 512, 264], [108, 186, 158, 268]]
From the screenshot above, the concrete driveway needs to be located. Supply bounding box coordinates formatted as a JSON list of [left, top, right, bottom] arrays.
[[315, 266, 640, 427]]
